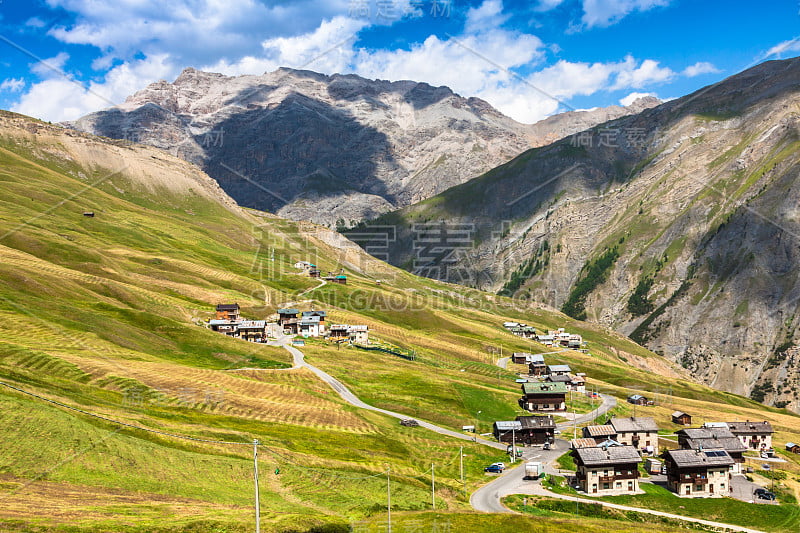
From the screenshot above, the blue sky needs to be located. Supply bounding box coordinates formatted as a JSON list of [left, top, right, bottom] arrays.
[[1, 0, 798, 123]]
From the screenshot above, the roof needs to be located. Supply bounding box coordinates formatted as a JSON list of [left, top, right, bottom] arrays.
[[609, 417, 659, 433], [545, 374, 571, 383], [494, 421, 523, 431], [277, 308, 299, 314], [677, 428, 747, 453], [335, 275, 347, 279], [666, 448, 734, 468], [529, 354, 545, 363], [786, 442, 798, 448], [238, 320, 266, 328], [672, 411, 690, 418], [522, 382, 568, 395], [548, 364, 571, 372], [348, 325, 368, 331], [209, 319, 237, 325], [726, 421, 774, 435], [215, 303, 239, 311], [584, 425, 617, 437], [300, 316, 321, 325], [537, 335, 555, 341], [329, 324, 349, 330], [574, 446, 642, 466], [504, 322, 520, 328], [571, 438, 599, 449], [628, 394, 646, 401], [302, 310, 327, 317], [516, 415, 555, 429], [703, 422, 729, 429]]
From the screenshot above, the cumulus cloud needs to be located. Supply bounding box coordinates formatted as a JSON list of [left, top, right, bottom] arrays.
[[0, 78, 25, 93], [682, 61, 720, 77], [14, 54, 173, 122], [30, 52, 70, 77], [619, 91, 656, 106], [581, 0, 671, 28]]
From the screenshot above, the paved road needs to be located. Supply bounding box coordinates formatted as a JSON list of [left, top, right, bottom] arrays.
[[470, 439, 569, 513], [275, 336, 507, 451], [470, 449, 765, 533]]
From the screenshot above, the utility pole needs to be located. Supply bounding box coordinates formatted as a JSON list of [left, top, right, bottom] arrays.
[[460, 446, 465, 499], [386, 467, 392, 533], [253, 439, 260, 533], [572, 393, 577, 441], [431, 464, 436, 510], [512, 428, 516, 463]]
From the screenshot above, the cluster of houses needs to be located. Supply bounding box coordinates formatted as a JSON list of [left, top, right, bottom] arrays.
[[568, 416, 777, 498], [512, 355, 587, 412], [295, 261, 347, 284], [208, 303, 368, 344], [208, 303, 269, 342], [503, 323, 584, 350]]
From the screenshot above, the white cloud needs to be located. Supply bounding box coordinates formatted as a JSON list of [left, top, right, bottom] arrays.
[[14, 54, 173, 122], [31, 52, 70, 77], [610, 56, 674, 89], [25, 17, 47, 28], [464, 0, 510, 34], [1, 78, 25, 92], [619, 91, 656, 106], [682, 61, 720, 77], [764, 39, 800, 59], [581, 0, 671, 28], [535, 0, 566, 10]]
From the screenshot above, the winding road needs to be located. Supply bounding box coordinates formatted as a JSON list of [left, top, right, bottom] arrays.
[[271, 333, 507, 451], [268, 334, 761, 533]]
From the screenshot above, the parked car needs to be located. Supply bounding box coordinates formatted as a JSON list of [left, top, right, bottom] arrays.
[[484, 464, 504, 473], [399, 419, 419, 427], [490, 462, 506, 469], [755, 488, 776, 500], [543, 442, 551, 450]]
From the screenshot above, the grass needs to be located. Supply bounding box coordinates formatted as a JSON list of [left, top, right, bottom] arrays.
[[1, 112, 800, 531]]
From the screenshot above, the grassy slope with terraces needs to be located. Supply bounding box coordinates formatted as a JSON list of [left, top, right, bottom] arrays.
[[0, 110, 798, 532]]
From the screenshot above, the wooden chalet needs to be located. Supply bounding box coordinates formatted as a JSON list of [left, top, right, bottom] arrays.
[[516, 415, 556, 445], [208, 319, 238, 336], [607, 417, 659, 451], [582, 424, 618, 444], [277, 308, 300, 334], [215, 303, 240, 321], [664, 448, 733, 497], [726, 421, 774, 451], [512, 352, 531, 364], [627, 394, 648, 406], [671, 411, 692, 425], [237, 320, 267, 342], [572, 445, 641, 495], [492, 420, 522, 444], [675, 427, 747, 474], [786, 442, 800, 454], [328, 324, 350, 340], [520, 382, 567, 412], [528, 354, 547, 375], [547, 364, 571, 376]]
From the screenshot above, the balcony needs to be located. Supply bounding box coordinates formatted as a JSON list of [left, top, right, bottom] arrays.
[[598, 476, 614, 483], [684, 475, 708, 484]]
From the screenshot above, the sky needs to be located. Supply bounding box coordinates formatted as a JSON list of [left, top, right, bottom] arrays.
[[0, 0, 798, 124]]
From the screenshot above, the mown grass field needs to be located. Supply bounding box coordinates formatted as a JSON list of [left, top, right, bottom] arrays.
[[1, 112, 799, 532]]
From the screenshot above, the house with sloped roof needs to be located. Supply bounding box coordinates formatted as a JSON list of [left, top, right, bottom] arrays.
[[520, 382, 567, 412], [608, 417, 659, 450], [572, 445, 642, 495], [215, 303, 240, 321], [492, 420, 522, 443], [237, 320, 267, 342], [676, 427, 747, 474], [664, 448, 733, 497], [671, 411, 692, 425], [582, 424, 618, 443], [726, 421, 774, 451], [547, 364, 571, 376]]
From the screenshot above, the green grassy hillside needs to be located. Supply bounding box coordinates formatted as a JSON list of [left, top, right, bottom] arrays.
[[0, 111, 799, 532]]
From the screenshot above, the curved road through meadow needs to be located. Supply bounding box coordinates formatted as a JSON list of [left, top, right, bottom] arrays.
[[272, 334, 507, 451], [269, 335, 761, 533]]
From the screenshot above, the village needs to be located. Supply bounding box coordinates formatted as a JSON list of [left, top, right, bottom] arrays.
[[207, 302, 369, 346], [490, 320, 796, 504], [207, 296, 799, 508]]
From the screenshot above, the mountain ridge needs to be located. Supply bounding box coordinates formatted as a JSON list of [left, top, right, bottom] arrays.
[[67, 66, 658, 226]]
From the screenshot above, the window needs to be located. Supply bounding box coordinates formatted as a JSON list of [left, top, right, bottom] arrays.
[[695, 485, 704, 492], [615, 482, 621, 488], [592, 471, 597, 476], [603, 483, 610, 490]]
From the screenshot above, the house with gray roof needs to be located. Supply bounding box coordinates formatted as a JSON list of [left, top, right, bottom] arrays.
[[664, 448, 733, 497], [572, 445, 642, 495], [607, 417, 659, 450]]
